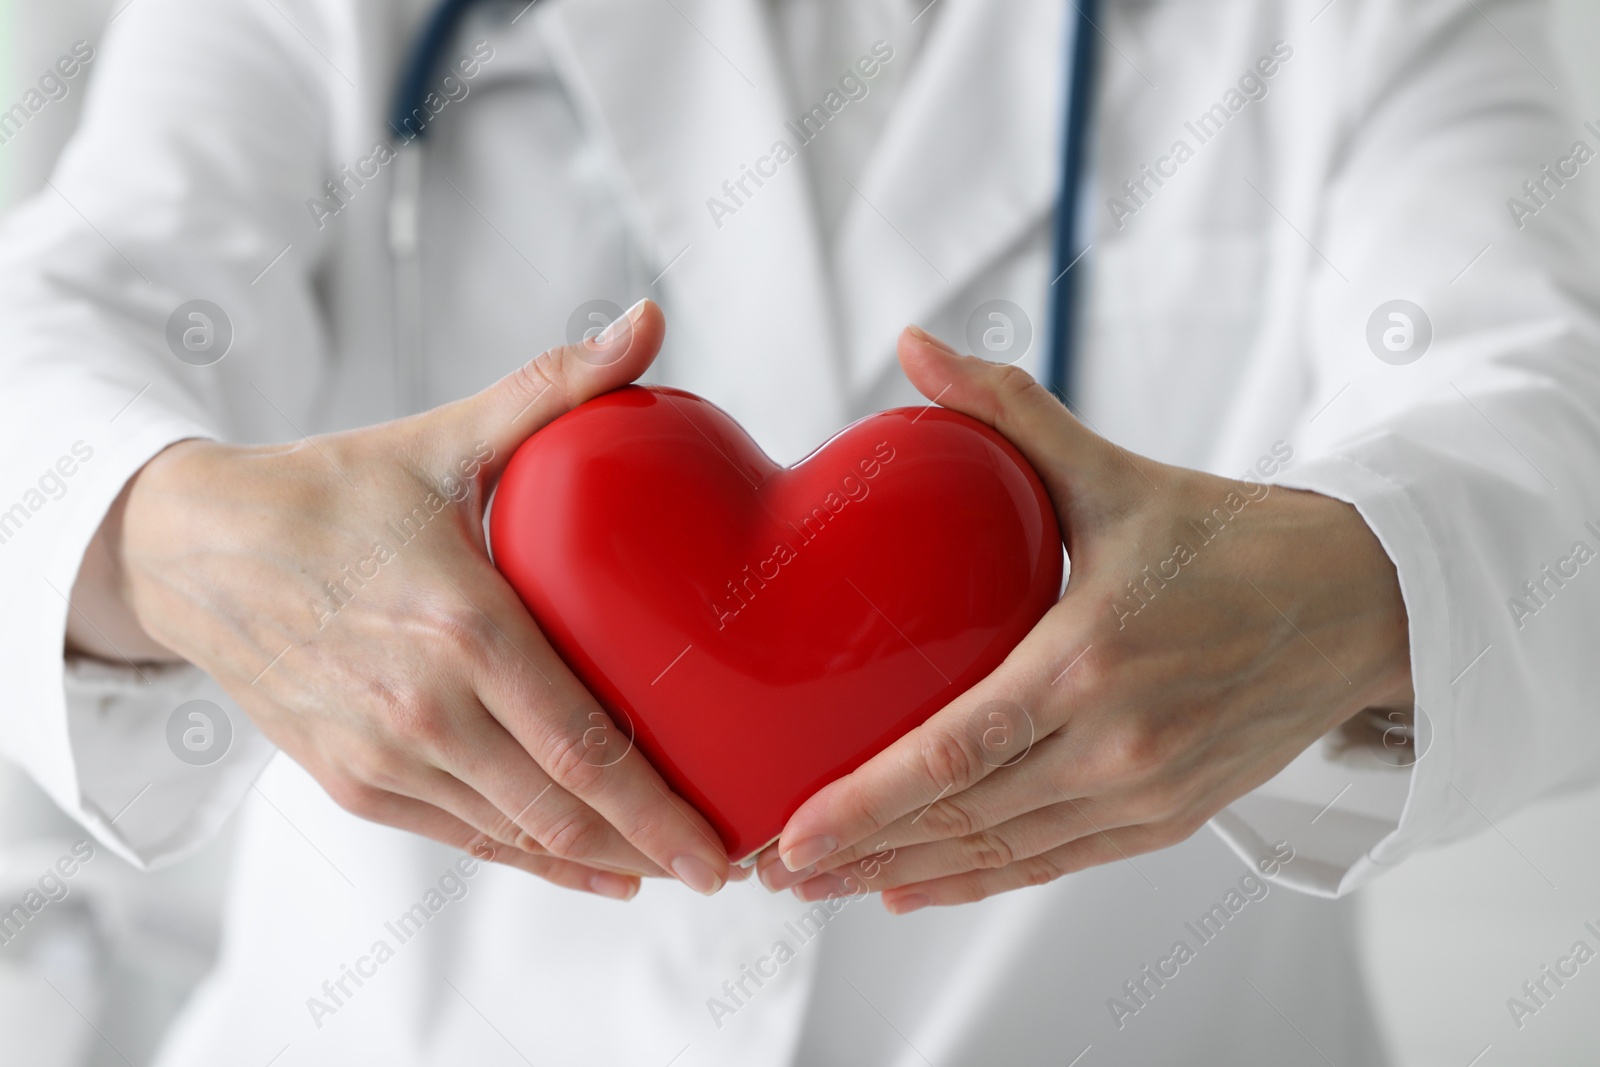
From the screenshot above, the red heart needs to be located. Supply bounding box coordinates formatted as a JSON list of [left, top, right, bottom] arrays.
[[490, 385, 1062, 861]]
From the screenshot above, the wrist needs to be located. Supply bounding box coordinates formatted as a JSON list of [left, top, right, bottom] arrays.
[[1157, 469, 1414, 726], [1276, 485, 1415, 714], [115, 438, 244, 661], [65, 439, 216, 663]]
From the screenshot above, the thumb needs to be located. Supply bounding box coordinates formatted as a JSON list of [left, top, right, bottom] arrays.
[[426, 298, 665, 481], [897, 324, 1130, 507]]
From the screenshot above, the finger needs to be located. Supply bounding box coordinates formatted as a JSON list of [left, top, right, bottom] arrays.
[[439, 721, 664, 876], [777, 580, 1113, 872], [406, 763, 549, 854], [897, 324, 1141, 508], [794, 798, 1122, 898], [809, 706, 1143, 873], [877, 822, 1179, 914], [459, 567, 732, 894], [775, 679, 1038, 871], [755, 843, 818, 893], [333, 592, 668, 877], [808, 732, 1072, 871], [428, 298, 666, 480], [349, 787, 641, 901], [484, 846, 642, 896], [414, 762, 664, 878]]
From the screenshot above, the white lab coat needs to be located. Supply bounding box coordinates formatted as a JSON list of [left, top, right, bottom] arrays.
[[1, 0, 1597, 1063]]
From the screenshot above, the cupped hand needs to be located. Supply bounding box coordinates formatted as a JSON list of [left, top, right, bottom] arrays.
[[72, 299, 733, 901], [758, 324, 1413, 911]]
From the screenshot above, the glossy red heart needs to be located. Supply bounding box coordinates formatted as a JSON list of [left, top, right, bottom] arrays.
[[490, 385, 1062, 861]]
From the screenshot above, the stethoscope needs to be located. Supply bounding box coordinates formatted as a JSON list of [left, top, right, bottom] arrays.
[[388, 0, 1098, 408]]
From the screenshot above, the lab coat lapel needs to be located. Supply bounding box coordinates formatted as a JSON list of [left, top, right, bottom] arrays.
[[834, 0, 1064, 393], [545, 0, 845, 465]]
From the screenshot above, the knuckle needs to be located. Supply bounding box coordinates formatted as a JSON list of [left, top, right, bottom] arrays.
[[617, 807, 667, 849], [837, 785, 904, 841], [539, 808, 610, 862], [1102, 719, 1166, 780], [919, 794, 983, 840], [366, 679, 451, 750], [962, 829, 1016, 871], [985, 364, 1058, 436], [509, 349, 570, 412], [425, 604, 496, 665], [992, 363, 1045, 404], [918, 730, 987, 796], [469, 834, 523, 864], [1017, 851, 1065, 888], [538, 719, 608, 793], [389, 695, 452, 750], [475, 809, 523, 847]]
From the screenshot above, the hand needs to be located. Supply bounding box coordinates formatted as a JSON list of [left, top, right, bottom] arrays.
[[70, 299, 733, 900], [758, 324, 1413, 911]]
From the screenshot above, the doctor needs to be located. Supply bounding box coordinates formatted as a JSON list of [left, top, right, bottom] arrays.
[[2, 0, 1598, 1064]]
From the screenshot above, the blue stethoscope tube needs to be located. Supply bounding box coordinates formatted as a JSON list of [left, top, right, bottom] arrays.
[[1048, 0, 1098, 407], [390, 0, 1096, 403], [390, 0, 485, 142]]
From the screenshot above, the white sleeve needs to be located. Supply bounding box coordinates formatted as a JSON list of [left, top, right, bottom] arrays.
[[1211, 0, 1600, 896], [0, 0, 346, 868]]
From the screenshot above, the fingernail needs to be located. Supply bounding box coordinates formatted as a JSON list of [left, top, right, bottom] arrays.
[[885, 893, 931, 915], [782, 835, 837, 872], [594, 298, 647, 347], [760, 861, 815, 893], [907, 324, 960, 356], [589, 872, 639, 901], [671, 854, 724, 896]]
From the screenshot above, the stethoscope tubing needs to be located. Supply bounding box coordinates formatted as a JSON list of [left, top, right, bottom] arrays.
[[388, 0, 1096, 405]]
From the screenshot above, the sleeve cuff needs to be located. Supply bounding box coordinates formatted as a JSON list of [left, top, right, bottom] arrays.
[[61, 656, 276, 869], [6, 417, 275, 869]]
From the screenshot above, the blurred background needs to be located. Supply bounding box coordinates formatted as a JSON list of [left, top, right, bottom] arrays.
[[1, 1, 1597, 1063]]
